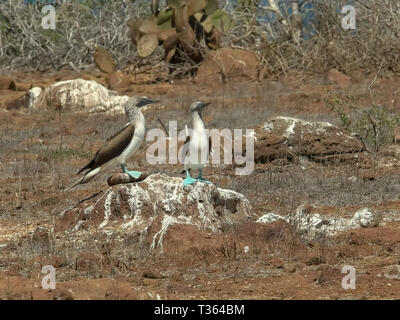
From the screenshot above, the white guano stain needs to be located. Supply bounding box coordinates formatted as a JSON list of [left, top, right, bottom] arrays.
[[99, 191, 116, 229]]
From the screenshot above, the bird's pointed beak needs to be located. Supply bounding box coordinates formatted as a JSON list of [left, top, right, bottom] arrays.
[[138, 98, 160, 108], [199, 102, 210, 109]]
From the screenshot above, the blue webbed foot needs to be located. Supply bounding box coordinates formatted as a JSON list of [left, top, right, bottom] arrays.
[[183, 176, 198, 186], [197, 177, 212, 184], [196, 169, 212, 184], [121, 164, 141, 179], [126, 170, 142, 179], [183, 170, 197, 186]]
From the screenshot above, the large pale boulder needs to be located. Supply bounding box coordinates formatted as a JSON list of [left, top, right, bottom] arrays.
[[55, 174, 255, 253], [287, 205, 351, 240], [250, 117, 366, 164], [257, 205, 381, 240], [25, 79, 131, 113]]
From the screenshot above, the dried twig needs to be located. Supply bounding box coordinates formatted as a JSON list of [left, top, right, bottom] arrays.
[[157, 117, 169, 137]]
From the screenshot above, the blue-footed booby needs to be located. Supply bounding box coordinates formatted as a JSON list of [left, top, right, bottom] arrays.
[[64, 96, 159, 192], [181, 101, 212, 186]]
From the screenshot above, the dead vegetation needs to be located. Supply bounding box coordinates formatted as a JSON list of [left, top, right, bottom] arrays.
[[0, 0, 144, 71], [2, 0, 400, 76], [225, 0, 400, 75]]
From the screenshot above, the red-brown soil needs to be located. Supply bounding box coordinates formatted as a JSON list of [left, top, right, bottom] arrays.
[[1, 70, 400, 299]]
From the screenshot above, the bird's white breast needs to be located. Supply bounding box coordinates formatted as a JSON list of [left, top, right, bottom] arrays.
[[117, 122, 145, 164], [184, 128, 209, 169]]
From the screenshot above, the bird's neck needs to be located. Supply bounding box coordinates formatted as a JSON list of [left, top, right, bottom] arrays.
[[191, 111, 205, 131], [128, 109, 145, 127]]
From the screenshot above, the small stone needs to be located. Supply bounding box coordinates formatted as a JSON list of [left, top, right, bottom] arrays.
[[25, 87, 42, 109], [348, 176, 357, 183], [107, 172, 148, 186], [326, 68, 352, 87], [352, 208, 380, 228], [257, 213, 286, 224], [269, 257, 284, 269], [143, 271, 163, 279], [284, 264, 296, 273], [384, 265, 400, 280]]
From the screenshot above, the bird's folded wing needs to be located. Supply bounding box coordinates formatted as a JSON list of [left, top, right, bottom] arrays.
[[78, 124, 135, 174], [179, 135, 191, 163], [105, 122, 131, 141]]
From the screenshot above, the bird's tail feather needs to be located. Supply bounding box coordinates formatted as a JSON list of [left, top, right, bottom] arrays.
[[64, 177, 85, 192], [64, 167, 102, 192]]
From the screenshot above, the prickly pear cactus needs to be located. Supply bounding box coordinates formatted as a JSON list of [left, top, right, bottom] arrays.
[[128, 0, 232, 64]]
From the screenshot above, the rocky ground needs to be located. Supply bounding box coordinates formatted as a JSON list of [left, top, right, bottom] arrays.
[[1, 69, 400, 299]]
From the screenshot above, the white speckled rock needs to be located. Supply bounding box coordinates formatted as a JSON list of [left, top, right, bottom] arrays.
[[56, 174, 256, 252], [248, 116, 366, 163], [26, 79, 131, 114], [257, 205, 370, 240], [352, 208, 380, 228], [25, 87, 42, 109], [256, 213, 286, 223]]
